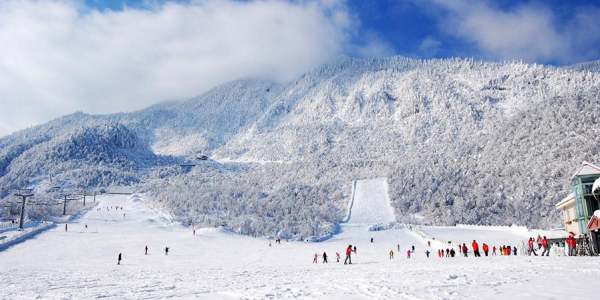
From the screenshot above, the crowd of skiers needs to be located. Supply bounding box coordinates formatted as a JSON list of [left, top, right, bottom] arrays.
[[311, 234, 584, 264]]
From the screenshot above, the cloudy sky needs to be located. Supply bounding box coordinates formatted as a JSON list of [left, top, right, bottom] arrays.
[[1, 0, 599, 136]]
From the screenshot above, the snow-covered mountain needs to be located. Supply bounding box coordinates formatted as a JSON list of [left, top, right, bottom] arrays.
[[1, 56, 600, 234]]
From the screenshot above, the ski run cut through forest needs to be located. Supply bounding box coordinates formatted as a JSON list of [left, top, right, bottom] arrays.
[[1, 187, 599, 299]]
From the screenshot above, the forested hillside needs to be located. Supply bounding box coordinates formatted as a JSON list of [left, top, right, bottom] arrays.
[[2, 56, 599, 237]]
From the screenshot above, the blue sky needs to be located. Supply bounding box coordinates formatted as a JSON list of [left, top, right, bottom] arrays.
[[83, 0, 600, 65], [1, 0, 599, 135]]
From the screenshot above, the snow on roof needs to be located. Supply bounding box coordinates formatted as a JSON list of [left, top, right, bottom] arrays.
[[593, 178, 600, 195], [587, 210, 600, 231], [572, 161, 600, 177], [555, 192, 575, 208]]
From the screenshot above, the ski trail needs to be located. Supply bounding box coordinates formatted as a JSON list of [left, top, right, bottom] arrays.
[[347, 177, 396, 225]]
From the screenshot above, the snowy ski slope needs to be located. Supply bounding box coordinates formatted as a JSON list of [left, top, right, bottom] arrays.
[[346, 177, 396, 225], [0, 194, 599, 299]]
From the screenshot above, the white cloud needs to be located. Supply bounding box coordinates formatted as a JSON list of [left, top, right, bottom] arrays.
[[0, 0, 359, 136], [418, 35, 441, 57], [425, 0, 600, 63]]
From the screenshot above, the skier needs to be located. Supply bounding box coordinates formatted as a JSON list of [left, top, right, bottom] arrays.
[[336, 252, 341, 263], [397, 244, 400, 252], [462, 243, 468, 257], [567, 234, 577, 256], [344, 245, 353, 265], [370, 237, 374, 243], [472, 240, 480, 257], [353, 245, 357, 254], [450, 248, 456, 257], [145, 245, 148, 255], [513, 246, 517, 256], [541, 236, 549, 256], [406, 249, 411, 259], [193, 228, 196, 236], [411, 245, 415, 252], [117, 253, 122, 265], [482, 243, 489, 256], [445, 248, 450, 257], [528, 238, 538, 256], [492, 245, 497, 256], [389, 249, 394, 260], [65, 223, 68, 232], [313, 253, 318, 264], [425, 249, 430, 258], [165, 246, 169, 255], [322, 252, 328, 263]]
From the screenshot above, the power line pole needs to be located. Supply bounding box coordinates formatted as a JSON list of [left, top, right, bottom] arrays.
[[14, 189, 34, 230], [62, 195, 81, 215], [63, 195, 68, 216]]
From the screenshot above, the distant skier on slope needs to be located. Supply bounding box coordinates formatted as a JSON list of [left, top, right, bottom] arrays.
[[117, 253, 122, 265], [389, 250, 394, 260], [145, 245, 148, 255], [344, 245, 353, 264], [425, 250, 430, 258], [462, 243, 468, 257], [336, 252, 341, 263], [313, 253, 318, 264], [406, 249, 411, 259], [165, 246, 169, 255], [353, 245, 357, 254], [322, 252, 328, 263], [482, 243, 489, 256], [472, 240, 480, 257], [541, 236, 549, 256]]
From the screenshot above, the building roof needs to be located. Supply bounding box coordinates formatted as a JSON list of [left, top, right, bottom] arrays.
[[555, 192, 575, 209], [572, 161, 600, 178], [588, 210, 600, 231]]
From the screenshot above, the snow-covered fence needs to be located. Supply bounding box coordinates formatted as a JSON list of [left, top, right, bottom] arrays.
[[456, 224, 529, 235], [0, 221, 55, 251]]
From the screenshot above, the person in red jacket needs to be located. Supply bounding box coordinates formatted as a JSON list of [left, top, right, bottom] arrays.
[[528, 238, 538, 256], [541, 236, 549, 256], [566, 235, 577, 256], [344, 245, 353, 264], [472, 240, 480, 257], [482, 243, 489, 256]]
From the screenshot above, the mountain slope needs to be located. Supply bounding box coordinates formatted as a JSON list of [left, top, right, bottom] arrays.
[[2, 56, 600, 232]]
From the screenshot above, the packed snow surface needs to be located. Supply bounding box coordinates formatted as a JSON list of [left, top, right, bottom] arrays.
[[347, 178, 396, 225], [0, 194, 599, 299]]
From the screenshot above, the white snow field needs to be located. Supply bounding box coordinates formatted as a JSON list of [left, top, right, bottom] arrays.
[[1, 193, 599, 299]]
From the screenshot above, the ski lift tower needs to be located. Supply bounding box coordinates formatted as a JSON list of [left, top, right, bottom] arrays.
[[14, 188, 34, 230]]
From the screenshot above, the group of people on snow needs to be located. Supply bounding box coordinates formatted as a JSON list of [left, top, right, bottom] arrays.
[[117, 245, 170, 265], [313, 244, 357, 264]]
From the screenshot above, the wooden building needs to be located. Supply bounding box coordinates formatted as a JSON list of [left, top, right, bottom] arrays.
[[556, 161, 600, 236]]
